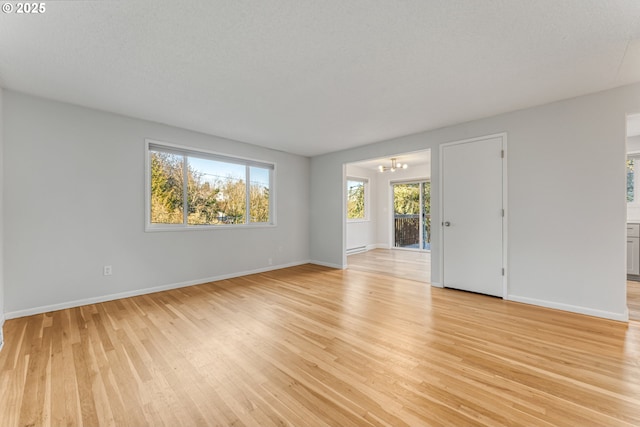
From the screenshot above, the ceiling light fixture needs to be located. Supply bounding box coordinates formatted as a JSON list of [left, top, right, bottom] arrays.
[[378, 158, 408, 173]]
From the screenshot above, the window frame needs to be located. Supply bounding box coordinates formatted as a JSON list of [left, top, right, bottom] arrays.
[[145, 139, 276, 231], [346, 176, 369, 222]]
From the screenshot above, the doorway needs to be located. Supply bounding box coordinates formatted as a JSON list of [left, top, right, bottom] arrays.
[[392, 181, 430, 250], [626, 113, 640, 321], [344, 150, 431, 283]]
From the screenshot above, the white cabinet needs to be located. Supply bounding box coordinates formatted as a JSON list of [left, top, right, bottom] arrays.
[[628, 238, 640, 275], [627, 224, 640, 275]]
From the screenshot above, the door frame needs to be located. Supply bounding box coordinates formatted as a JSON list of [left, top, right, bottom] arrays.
[[439, 133, 509, 298]]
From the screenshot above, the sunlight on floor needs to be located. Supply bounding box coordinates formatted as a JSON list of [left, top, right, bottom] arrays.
[[347, 248, 430, 283]]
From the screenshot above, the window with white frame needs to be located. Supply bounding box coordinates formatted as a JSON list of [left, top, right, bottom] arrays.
[[146, 140, 274, 229], [346, 177, 368, 220]]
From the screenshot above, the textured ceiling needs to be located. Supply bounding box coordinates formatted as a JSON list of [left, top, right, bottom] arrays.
[[1, 1, 639, 156]]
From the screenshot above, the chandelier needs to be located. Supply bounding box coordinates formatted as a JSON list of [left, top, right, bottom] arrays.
[[378, 158, 408, 173]]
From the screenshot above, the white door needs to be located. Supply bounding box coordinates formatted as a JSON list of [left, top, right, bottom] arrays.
[[441, 135, 505, 297]]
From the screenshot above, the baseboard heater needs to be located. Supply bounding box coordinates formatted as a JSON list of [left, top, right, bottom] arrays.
[[346, 246, 367, 255]]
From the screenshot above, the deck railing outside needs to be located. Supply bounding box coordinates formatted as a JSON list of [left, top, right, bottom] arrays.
[[394, 214, 431, 249]]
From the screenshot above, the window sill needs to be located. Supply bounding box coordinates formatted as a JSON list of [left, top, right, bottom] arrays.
[[145, 223, 276, 232]]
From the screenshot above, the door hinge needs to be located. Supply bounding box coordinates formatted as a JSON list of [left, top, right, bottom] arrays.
[[502, 209, 505, 217], [501, 150, 504, 158], [502, 268, 505, 276]]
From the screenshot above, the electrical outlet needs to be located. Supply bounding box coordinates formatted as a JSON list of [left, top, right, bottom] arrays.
[[268, 258, 273, 265], [103, 265, 112, 276]]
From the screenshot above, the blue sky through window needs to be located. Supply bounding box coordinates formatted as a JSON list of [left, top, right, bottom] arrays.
[[189, 157, 244, 184], [189, 157, 270, 188]]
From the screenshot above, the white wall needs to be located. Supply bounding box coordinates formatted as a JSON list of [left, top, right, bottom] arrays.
[[3, 91, 310, 316], [311, 82, 640, 321], [0, 88, 4, 349], [345, 164, 377, 250], [374, 163, 430, 248], [627, 135, 640, 153]]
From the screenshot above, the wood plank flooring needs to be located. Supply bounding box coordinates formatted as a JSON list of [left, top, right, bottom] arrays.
[[348, 248, 430, 283], [1, 264, 639, 426], [629, 280, 640, 321]]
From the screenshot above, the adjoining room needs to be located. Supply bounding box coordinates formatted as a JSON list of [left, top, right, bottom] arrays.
[[345, 150, 431, 283], [625, 113, 640, 321]]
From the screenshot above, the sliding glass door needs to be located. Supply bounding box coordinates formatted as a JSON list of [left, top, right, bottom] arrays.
[[392, 181, 430, 250]]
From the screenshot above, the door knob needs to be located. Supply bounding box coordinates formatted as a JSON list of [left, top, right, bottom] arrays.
[[443, 221, 451, 227]]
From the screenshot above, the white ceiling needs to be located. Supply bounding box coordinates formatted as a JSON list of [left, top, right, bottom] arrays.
[[1, 1, 639, 157]]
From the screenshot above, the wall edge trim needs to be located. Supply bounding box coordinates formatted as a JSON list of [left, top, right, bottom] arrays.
[[309, 260, 345, 269], [0, 315, 5, 352], [4, 260, 311, 319], [507, 294, 629, 322]]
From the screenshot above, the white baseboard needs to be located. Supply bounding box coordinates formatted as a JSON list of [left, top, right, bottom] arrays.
[[310, 260, 345, 269], [346, 245, 367, 255], [371, 243, 389, 249], [4, 260, 311, 320], [507, 294, 629, 322], [346, 244, 386, 255]]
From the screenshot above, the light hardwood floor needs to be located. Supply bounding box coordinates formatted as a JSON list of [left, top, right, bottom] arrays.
[[1, 265, 639, 426], [629, 280, 640, 321], [348, 248, 430, 283], [352, 250, 640, 321]]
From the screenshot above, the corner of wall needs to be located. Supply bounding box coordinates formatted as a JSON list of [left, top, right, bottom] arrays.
[[0, 315, 4, 352], [0, 87, 4, 351]]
